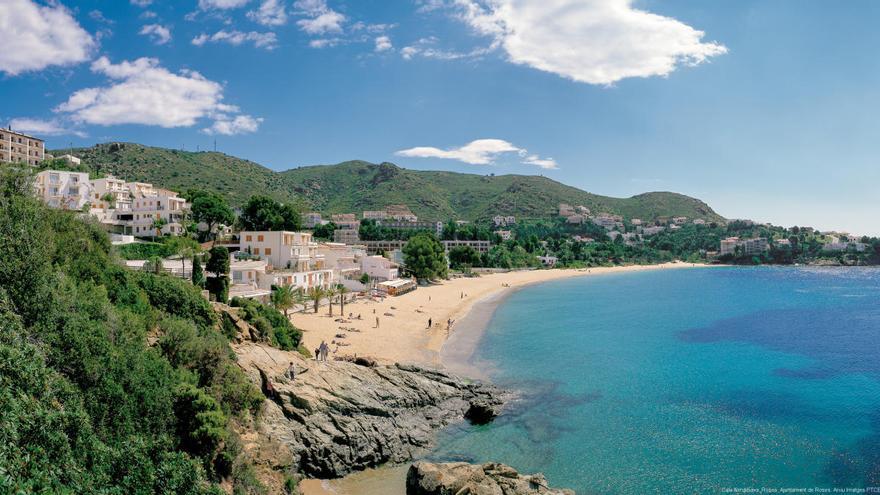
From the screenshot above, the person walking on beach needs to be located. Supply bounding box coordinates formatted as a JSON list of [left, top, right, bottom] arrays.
[[314, 347, 320, 361], [428, 318, 432, 329], [375, 316, 380, 328]]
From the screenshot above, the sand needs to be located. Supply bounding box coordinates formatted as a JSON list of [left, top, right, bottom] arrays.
[[296, 262, 703, 367]]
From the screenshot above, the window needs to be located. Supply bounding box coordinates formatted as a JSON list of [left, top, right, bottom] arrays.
[[253, 248, 260, 255], [245, 235, 252, 242], [257, 235, 264, 242], [264, 248, 272, 255]]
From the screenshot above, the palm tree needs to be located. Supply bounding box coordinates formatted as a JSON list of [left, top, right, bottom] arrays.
[[271, 285, 296, 318], [326, 285, 339, 316], [337, 284, 350, 316], [308, 286, 325, 314], [151, 217, 168, 239]]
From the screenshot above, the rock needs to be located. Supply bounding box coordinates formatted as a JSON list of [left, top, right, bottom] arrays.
[[406, 462, 575, 495], [235, 343, 505, 479], [465, 397, 502, 425]]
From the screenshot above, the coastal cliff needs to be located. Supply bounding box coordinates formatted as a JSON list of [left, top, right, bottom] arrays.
[[233, 342, 505, 479]]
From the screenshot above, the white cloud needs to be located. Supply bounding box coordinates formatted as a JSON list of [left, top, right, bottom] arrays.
[[203, 115, 263, 135], [130, 0, 152, 6], [247, 0, 287, 26], [139, 24, 172, 45], [198, 0, 251, 9], [89, 10, 114, 24], [0, 0, 95, 76], [399, 35, 488, 61], [192, 30, 278, 49], [308, 38, 342, 49], [140, 10, 158, 19], [294, 0, 345, 35], [374, 35, 392, 52], [54, 56, 258, 135], [453, 0, 727, 85], [396, 138, 558, 169], [8, 118, 85, 137]]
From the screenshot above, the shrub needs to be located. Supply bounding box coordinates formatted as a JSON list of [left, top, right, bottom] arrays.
[[231, 298, 302, 350]]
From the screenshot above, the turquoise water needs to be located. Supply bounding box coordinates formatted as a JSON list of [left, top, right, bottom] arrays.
[[432, 267, 880, 494]]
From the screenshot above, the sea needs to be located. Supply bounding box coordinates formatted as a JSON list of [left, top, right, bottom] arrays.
[[431, 267, 880, 494]]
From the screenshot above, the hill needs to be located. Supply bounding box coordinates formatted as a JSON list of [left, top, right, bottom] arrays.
[[55, 143, 725, 223]]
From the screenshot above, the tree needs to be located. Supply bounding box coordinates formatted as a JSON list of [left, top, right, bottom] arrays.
[[326, 285, 338, 316], [312, 221, 336, 240], [359, 273, 370, 285], [403, 233, 448, 281], [448, 245, 481, 270], [307, 287, 324, 314], [167, 236, 201, 278], [191, 255, 206, 289], [188, 190, 234, 242], [145, 256, 164, 274], [337, 284, 350, 315], [151, 217, 168, 238], [271, 285, 296, 318], [206, 247, 230, 302], [238, 195, 301, 231]]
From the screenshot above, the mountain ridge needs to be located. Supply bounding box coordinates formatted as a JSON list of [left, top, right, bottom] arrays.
[[52, 142, 726, 223]]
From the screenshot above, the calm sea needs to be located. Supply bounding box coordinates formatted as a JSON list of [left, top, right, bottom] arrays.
[[431, 267, 880, 494]]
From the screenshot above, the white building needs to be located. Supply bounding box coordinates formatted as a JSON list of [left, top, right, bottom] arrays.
[[672, 216, 688, 225], [91, 175, 132, 210], [56, 154, 81, 165], [721, 237, 769, 256], [495, 230, 513, 241], [317, 242, 365, 280], [239, 231, 325, 272], [363, 210, 388, 220], [301, 212, 323, 228], [493, 215, 516, 227], [693, 219, 707, 225], [361, 255, 399, 282], [129, 189, 188, 237], [442, 239, 491, 254], [34, 170, 92, 210]]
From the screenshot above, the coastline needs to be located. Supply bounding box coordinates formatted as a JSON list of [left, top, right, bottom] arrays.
[[297, 261, 714, 495]]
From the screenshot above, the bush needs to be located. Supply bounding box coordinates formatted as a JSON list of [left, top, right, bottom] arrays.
[[231, 298, 302, 350], [136, 272, 216, 328], [117, 241, 174, 260]]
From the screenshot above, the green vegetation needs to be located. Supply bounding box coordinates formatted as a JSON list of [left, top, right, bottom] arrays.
[[117, 240, 176, 260], [206, 246, 231, 302], [58, 143, 724, 223], [0, 166, 263, 493], [403, 233, 448, 281], [238, 195, 301, 232], [187, 189, 235, 241], [230, 298, 302, 351], [312, 221, 336, 240]]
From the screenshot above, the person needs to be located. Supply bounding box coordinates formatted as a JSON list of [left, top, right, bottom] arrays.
[[318, 341, 328, 362], [447, 318, 452, 330], [285, 361, 296, 381], [314, 347, 320, 360], [375, 316, 380, 328], [428, 318, 432, 329]]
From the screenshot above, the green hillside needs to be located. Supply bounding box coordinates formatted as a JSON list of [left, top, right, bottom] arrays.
[[56, 143, 725, 223]]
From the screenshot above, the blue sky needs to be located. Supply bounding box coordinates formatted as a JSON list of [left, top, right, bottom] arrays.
[[3, 0, 879, 235]]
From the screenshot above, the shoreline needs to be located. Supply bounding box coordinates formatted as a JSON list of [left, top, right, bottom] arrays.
[[298, 261, 715, 495]]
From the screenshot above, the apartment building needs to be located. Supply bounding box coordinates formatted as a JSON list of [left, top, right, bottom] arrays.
[[385, 204, 418, 222], [363, 210, 388, 220], [375, 219, 443, 237], [34, 170, 91, 210], [331, 213, 360, 230], [721, 237, 769, 256], [129, 189, 188, 237], [441, 239, 491, 254], [493, 215, 516, 227], [317, 242, 366, 279], [239, 231, 325, 271], [91, 175, 132, 210], [333, 228, 360, 244], [0, 128, 44, 165]]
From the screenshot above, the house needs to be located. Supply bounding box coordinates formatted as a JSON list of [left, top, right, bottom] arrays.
[[641, 226, 666, 236], [537, 255, 558, 267], [558, 203, 575, 217], [34, 170, 91, 210], [573, 235, 594, 243], [672, 216, 688, 225], [361, 255, 399, 282], [495, 230, 513, 241], [720, 237, 740, 256], [566, 214, 586, 224], [631, 219, 643, 226], [363, 210, 388, 220], [592, 215, 622, 230], [693, 219, 707, 225], [317, 242, 365, 279]]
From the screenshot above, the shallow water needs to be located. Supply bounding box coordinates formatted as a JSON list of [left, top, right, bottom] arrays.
[[431, 267, 880, 494]]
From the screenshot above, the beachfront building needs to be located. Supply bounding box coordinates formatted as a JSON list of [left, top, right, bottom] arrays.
[[721, 237, 769, 256], [0, 128, 44, 165], [34, 170, 92, 210], [441, 239, 492, 255], [377, 278, 416, 296], [361, 255, 399, 282], [537, 255, 558, 267], [318, 242, 366, 281]]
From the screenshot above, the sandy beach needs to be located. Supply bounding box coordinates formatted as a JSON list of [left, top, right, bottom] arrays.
[[297, 262, 709, 495], [297, 262, 704, 367]]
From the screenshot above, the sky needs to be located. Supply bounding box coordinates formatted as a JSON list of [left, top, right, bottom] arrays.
[[2, 0, 879, 235]]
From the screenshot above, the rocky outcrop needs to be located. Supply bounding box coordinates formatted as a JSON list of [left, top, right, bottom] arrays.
[[234, 343, 505, 478], [406, 462, 575, 495]]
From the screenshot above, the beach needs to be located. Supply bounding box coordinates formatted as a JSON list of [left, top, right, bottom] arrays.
[[297, 262, 709, 495], [297, 262, 704, 368]]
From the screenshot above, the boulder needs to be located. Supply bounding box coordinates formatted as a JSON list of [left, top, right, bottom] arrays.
[[406, 462, 575, 495]]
